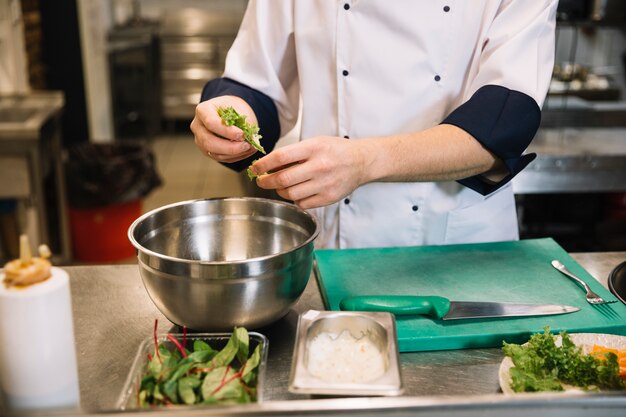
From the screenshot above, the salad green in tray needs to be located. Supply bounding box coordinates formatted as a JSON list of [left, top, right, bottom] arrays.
[[500, 326, 626, 394], [118, 323, 268, 409]]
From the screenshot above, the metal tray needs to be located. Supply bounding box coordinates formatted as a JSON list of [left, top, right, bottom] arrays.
[[117, 332, 269, 410], [288, 310, 403, 397]]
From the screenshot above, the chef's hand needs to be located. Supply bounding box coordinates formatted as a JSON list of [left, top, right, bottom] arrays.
[[251, 136, 369, 209], [191, 96, 256, 163]]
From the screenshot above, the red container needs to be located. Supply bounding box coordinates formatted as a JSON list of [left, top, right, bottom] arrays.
[[69, 200, 141, 262]]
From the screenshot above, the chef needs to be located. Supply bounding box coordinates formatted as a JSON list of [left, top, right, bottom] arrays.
[[191, 1, 558, 249]]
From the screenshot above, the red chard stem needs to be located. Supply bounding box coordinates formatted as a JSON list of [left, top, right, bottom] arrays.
[[167, 333, 188, 358], [153, 319, 162, 363]]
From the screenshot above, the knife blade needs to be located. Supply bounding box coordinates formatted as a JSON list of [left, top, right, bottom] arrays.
[[339, 295, 579, 320]]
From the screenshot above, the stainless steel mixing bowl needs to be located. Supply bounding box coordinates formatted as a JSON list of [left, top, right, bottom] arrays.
[[128, 197, 319, 331]]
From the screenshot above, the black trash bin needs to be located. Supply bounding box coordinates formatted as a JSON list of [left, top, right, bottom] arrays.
[[65, 142, 161, 262]]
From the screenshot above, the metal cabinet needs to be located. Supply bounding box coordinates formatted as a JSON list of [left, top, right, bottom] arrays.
[[159, 9, 241, 121], [0, 92, 71, 262], [108, 23, 161, 139]]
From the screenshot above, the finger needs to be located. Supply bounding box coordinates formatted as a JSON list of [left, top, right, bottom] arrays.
[[273, 178, 319, 202], [209, 135, 252, 155], [256, 163, 310, 190], [248, 154, 297, 174], [196, 136, 251, 158], [294, 194, 329, 210], [210, 148, 258, 163], [250, 142, 314, 176], [196, 104, 246, 142], [192, 118, 216, 154], [194, 123, 252, 156]]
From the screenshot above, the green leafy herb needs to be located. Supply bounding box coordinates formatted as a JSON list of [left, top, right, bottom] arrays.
[[137, 325, 263, 407], [217, 106, 265, 154], [502, 326, 624, 393], [246, 159, 260, 181]]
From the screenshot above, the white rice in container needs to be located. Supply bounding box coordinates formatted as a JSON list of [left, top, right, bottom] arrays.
[[306, 330, 386, 383]]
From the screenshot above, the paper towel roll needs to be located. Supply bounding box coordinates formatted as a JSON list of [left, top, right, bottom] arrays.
[[0, 267, 80, 412]]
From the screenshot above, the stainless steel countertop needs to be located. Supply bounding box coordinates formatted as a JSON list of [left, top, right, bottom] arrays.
[[19, 252, 626, 416]]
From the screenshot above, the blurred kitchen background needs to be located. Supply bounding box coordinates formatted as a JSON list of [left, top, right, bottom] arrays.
[[0, 0, 625, 265]]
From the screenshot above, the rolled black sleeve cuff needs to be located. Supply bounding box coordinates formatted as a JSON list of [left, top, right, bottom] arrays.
[[441, 85, 540, 195], [200, 77, 280, 172]]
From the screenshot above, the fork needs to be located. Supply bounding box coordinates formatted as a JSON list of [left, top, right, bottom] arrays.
[[551, 260, 617, 305]]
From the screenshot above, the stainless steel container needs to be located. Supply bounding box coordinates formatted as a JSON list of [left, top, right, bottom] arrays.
[[128, 198, 319, 331], [289, 310, 403, 396]]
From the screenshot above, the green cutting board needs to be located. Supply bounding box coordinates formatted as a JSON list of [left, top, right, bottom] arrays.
[[314, 238, 626, 352]]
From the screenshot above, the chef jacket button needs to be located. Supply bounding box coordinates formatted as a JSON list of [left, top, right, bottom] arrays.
[[344, 135, 350, 139], [412, 205, 419, 212], [443, 5, 450, 12], [344, 3, 350, 10], [342, 70, 349, 76], [434, 75, 441, 82], [344, 198, 350, 205]]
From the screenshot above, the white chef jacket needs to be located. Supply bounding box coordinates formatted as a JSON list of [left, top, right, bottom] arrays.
[[221, 0, 557, 249]]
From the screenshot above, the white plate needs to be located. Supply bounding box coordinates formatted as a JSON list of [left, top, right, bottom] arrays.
[[499, 333, 626, 395]]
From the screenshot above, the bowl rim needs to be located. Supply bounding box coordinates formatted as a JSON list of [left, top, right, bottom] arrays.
[[127, 197, 319, 265]]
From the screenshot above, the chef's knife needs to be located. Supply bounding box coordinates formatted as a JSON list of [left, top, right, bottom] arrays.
[[339, 295, 579, 320]]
